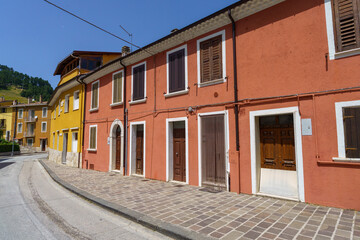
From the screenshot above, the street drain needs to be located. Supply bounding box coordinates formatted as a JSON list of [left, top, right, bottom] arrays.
[[199, 188, 222, 193], [175, 185, 184, 187], [141, 179, 149, 182]]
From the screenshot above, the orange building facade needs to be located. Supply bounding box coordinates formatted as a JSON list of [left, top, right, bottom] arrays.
[[81, 0, 360, 210]]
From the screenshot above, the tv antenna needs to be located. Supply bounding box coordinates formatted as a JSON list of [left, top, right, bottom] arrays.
[[119, 25, 133, 52]]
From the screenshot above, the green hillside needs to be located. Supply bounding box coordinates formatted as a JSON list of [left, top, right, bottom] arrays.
[[0, 64, 53, 101], [0, 86, 28, 103]]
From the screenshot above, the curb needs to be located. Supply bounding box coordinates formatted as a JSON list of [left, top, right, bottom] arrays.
[[39, 160, 214, 240]]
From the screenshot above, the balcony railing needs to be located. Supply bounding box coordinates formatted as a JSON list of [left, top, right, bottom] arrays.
[[24, 116, 37, 122], [24, 131, 35, 137]]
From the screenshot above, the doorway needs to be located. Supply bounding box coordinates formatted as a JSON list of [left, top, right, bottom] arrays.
[[115, 126, 121, 170], [166, 118, 188, 183], [130, 122, 145, 176], [40, 139, 46, 151], [198, 112, 228, 191], [62, 133, 68, 164], [109, 119, 124, 172], [250, 107, 305, 201]]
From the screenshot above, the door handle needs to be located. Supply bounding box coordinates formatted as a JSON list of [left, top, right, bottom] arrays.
[[176, 152, 179, 156]]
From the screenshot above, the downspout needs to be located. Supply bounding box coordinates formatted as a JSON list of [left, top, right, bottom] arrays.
[[76, 77, 86, 168], [228, 10, 241, 192], [120, 59, 128, 176]]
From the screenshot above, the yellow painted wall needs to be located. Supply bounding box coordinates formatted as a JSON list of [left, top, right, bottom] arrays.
[[49, 84, 84, 153], [0, 108, 13, 140], [58, 69, 80, 86], [102, 54, 120, 65]]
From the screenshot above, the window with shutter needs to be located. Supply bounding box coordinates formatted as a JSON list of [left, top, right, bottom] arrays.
[[89, 126, 97, 150], [91, 81, 99, 109], [132, 63, 146, 101], [333, 0, 360, 52], [168, 48, 186, 93], [343, 107, 360, 158], [112, 71, 123, 103], [200, 35, 223, 83], [64, 95, 69, 113]]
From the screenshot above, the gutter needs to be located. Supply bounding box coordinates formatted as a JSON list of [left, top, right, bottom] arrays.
[[120, 59, 128, 176]]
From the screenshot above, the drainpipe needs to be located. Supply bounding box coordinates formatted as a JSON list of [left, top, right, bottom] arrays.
[[76, 77, 86, 168], [120, 59, 128, 176], [228, 9, 240, 192]]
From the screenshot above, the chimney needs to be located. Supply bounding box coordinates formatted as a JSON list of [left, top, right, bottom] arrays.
[[39, 95, 42, 103], [28, 97, 30, 104], [12, 100, 17, 105], [122, 46, 130, 56]]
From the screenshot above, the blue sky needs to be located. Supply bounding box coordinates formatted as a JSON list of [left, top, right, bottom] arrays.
[[0, 0, 238, 89]]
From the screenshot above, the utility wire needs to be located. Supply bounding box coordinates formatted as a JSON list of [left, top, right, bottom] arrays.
[[44, 0, 153, 55]]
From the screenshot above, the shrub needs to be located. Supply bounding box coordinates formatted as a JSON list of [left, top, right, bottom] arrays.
[[0, 141, 20, 152]]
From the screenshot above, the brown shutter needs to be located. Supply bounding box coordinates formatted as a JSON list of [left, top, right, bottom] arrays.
[[113, 72, 122, 103], [343, 107, 360, 158], [92, 82, 98, 108], [333, 0, 360, 51], [90, 127, 96, 149], [169, 49, 185, 92], [200, 35, 223, 83], [133, 64, 145, 101]]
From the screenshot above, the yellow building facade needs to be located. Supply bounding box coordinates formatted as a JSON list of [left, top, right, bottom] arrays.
[[0, 100, 15, 141], [49, 51, 121, 167]]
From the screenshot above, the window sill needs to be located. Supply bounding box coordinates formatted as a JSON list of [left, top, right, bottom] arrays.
[[334, 47, 360, 59], [73, 108, 79, 111], [110, 102, 123, 107], [89, 108, 98, 113], [129, 99, 146, 105], [198, 78, 225, 88], [87, 149, 97, 152], [332, 157, 360, 163], [164, 89, 189, 98]]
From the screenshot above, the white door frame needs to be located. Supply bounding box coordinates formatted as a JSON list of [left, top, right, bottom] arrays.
[[108, 119, 124, 172], [166, 117, 189, 184], [129, 121, 146, 177], [197, 110, 230, 190], [249, 106, 305, 202]]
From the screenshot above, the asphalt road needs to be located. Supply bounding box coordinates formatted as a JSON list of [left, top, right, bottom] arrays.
[[0, 154, 170, 240]]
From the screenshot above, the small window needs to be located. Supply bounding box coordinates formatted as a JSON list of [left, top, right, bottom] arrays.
[[91, 81, 99, 110], [132, 63, 146, 102], [42, 107, 47, 118], [167, 46, 187, 94], [335, 100, 360, 160], [58, 100, 61, 116], [27, 138, 33, 147], [57, 132, 59, 150], [64, 95, 69, 113], [1, 108, 5, 113], [73, 91, 79, 110], [112, 71, 123, 104], [18, 109, 23, 119], [332, 0, 360, 52], [89, 125, 97, 150], [53, 133, 55, 148], [18, 123, 23, 133], [197, 31, 226, 86], [41, 122, 47, 133]]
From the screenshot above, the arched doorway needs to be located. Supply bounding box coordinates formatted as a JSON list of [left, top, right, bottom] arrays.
[[109, 119, 124, 173], [115, 126, 121, 170]]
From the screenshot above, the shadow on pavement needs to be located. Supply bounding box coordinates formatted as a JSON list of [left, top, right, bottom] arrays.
[[0, 162, 14, 170]]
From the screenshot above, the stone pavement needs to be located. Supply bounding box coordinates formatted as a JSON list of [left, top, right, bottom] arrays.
[[40, 159, 360, 240]]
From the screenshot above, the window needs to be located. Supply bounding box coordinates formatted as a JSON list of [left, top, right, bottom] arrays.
[[6, 131, 10, 141], [1, 108, 5, 113], [91, 81, 99, 110], [64, 95, 69, 113], [27, 138, 33, 147], [58, 100, 61, 116], [72, 132, 78, 153], [41, 122, 47, 132], [42, 107, 47, 118], [332, 0, 360, 52], [335, 100, 360, 160], [89, 125, 97, 150], [57, 132, 59, 150], [73, 91, 79, 110], [28, 109, 35, 120], [18, 123, 23, 133], [197, 30, 226, 86], [18, 109, 23, 119], [53, 133, 55, 148], [112, 70, 123, 104], [131, 62, 146, 102], [167, 45, 188, 95], [54, 106, 56, 119], [81, 56, 102, 70], [27, 123, 34, 136]]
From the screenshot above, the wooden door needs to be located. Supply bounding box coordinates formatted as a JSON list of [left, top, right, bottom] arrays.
[[115, 126, 121, 170], [260, 114, 296, 171], [201, 115, 226, 189], [136, 128, 144, 175], [41, 139, 46, 151], [173, 128, 185, 182]]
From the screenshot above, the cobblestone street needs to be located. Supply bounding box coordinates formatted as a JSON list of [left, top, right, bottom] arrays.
[[41, 160, 360, 240]]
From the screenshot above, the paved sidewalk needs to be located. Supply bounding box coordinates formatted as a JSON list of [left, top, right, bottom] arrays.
[[40, 160, 360, 240]]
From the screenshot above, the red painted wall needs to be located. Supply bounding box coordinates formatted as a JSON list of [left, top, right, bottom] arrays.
[[83, 0, 360, 210]]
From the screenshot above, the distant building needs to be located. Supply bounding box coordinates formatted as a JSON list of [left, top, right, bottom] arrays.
[[48, 51, 121, 167], [11, 98, 50, 152], [0, 98, 15, 141]]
